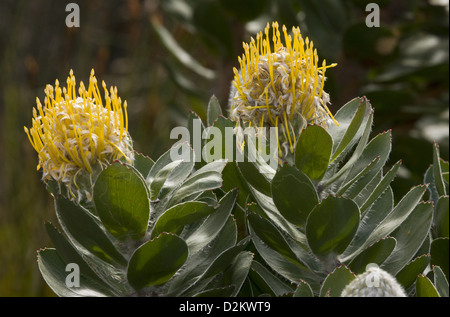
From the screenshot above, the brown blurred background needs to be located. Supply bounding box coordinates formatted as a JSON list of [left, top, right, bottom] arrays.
[[0, 0, 448, 296]]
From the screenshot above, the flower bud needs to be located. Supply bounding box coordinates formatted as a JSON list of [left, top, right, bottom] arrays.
[[25, 69, 134, 204], [341, 264, 407, 297]]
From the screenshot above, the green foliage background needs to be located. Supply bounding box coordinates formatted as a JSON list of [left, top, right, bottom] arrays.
[[0, 0, 448, 296]]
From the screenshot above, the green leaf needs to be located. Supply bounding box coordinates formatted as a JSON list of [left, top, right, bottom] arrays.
[[94, 162, 150, 240], [181, 236, 251, 296], [168, 159, 226, 207], [186, 112, 206, 170], [55, 195, 126, 265], [207, 95, 222, 127], [433, 266, 449, 297], [424, 166, 440, 205], [133, 152, 154, 179], [271, 164, 319, 227], [348, 237, 396, 275], [127, 233, 188, 290], [306, 196, 360, 258], [167, 216, 238, 296], [248, 213, 302, 266], [337, 156, 381, 197], [323, 108, 374, 186], [250, 233, 319, 289], [416, 274, 440, 297], [381, 201, 434, 275], [146, 142, 192, 196], [150, 160, 184, 200], [222, 162, 251, 208], [360, 160, 402, 213], [221, 251, 254, 296], [44, 222, 107, 285], [341, 130, 392, 199], [194, 285, 235, 297], [248, 185, 307, 244], [396, 254, 430, 290], [37, 248, 116, 297], [184, 189, 237, 255], [319, 265, 355, 297], [156, 147, 195, 200], [341, 184, 427, 261], [435, 196, 449, 238], [237, 160, 272, 197], [151, 201, 215, 238], [293, 280, 314, 297], [341, 186, 394, 261], [433, 142, 446, 197], [442, 159, 449, 183], [328, 98, 365, 151], [431, 238, 449, 280], [249, 260, 294, 296], [295, 124, 333, 181], [330, 99, 367, 162]]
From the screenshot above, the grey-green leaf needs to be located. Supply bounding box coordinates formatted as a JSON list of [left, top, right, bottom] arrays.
[[433, 266, 449, 297], [381, 202, 434, 275], [435, 196, 449, 238], [55, 195, 126, 265], [433, 142, 446, 197], [249, 260, 294, 296], [207, 95, 222, 126], [37, 248, 117, 297], [184, 189, 237, 255], [330, 99, 367, 162]]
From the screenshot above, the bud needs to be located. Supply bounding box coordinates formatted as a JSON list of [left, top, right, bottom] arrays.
[[229, 22, 338, 158], [25, 69, 134, 204], [341, 264, 407, 297]]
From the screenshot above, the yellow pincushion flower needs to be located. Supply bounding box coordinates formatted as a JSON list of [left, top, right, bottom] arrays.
[[229, 22, 338, 156], [24, 69, 134, 202]]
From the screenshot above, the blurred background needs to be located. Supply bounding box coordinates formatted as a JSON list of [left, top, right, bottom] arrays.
[[0, 0, 448, 296]]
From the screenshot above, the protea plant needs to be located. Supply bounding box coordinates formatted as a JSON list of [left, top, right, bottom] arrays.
[[27, 70, 252, 297], [189, 22, 449, 297], [26, 20, 448, 298]]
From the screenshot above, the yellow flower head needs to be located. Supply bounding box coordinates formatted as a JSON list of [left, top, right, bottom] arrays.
[[229, 22, 338, 156], [24, 69, 134, 202]]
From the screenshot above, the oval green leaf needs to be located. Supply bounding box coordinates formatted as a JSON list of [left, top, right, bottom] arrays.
[[295, 124, 333, 181], [272, 164, 319, 227], [416, 274, 440, 297], [151, 201, 215, 238], [306, 196, 360, 258], [94, 162, 150, 240], [320, 265, 355, 297], [127, 233, 188, 290]]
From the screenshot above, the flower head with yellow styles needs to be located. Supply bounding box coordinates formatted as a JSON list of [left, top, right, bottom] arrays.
[[229, 22, 338, 157], [24, 69, 134, 203]]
